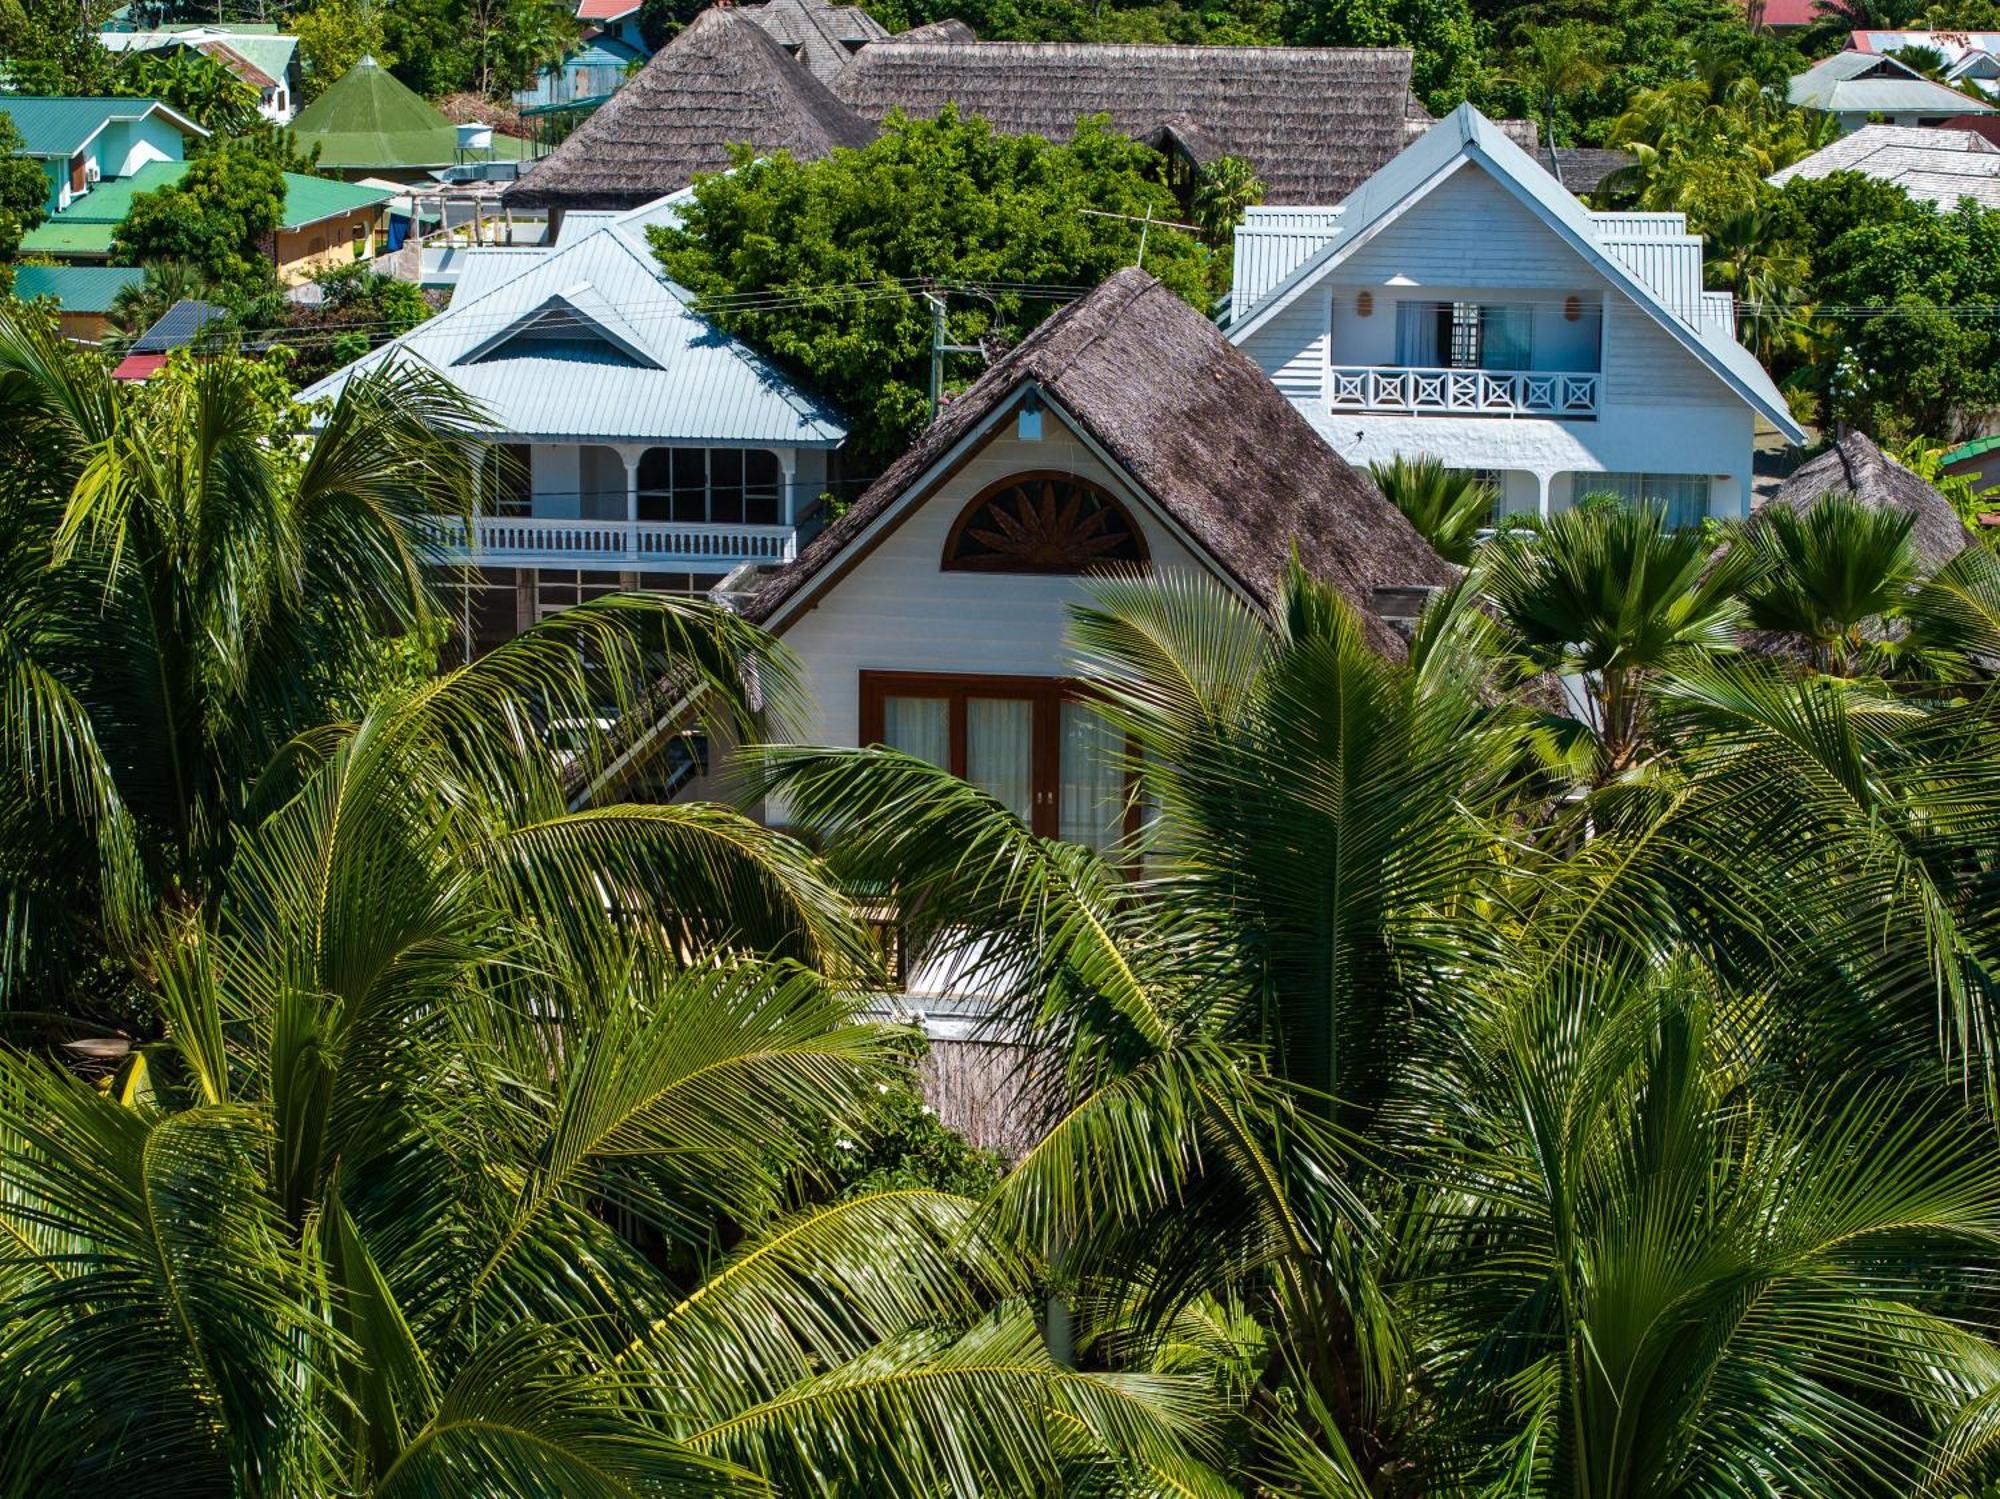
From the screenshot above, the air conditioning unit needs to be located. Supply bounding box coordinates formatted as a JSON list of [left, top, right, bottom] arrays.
[[84, 160, 101, 183]]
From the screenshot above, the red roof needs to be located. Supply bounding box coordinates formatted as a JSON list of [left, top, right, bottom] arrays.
[[1745, 0, 1817, 26], [575, 0, 639, 20], [112, 354, 167, 381]]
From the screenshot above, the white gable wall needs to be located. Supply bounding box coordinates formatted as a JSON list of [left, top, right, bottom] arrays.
[[776, 422, 1212, 753], [1233, 160, 1762, 520]]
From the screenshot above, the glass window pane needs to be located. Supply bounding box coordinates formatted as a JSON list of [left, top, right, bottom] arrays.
[[882, 696, 948, 767], [1059, 700, 1125, 851], [966, 697, 1035, 824], [744, 450, 781, 525], [1479, 305, 1533, 370]]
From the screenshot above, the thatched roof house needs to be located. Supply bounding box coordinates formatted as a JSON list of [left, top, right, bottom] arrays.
[[742, 267, 1453, 655], [830, 40, 1420, 204], [739, 0, 890, 83], [506, 7, 876, 212], [1754, 431, 1970, 571]]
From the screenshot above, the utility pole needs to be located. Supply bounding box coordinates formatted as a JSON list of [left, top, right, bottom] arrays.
[[923, 290, 987, 424]]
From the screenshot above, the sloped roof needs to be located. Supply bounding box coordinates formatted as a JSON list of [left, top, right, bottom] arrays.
[[1788, 51, 1997, 115], [0, 94, 204, 156], [19, 160, 391, 255], [741, 267, 1452, 655], [1227, 105, 1808, 444], [99, 29, 299, 86], [831, 41, 1417, 205], [740, 0, 890, 82], [295, 199, 845, 448], [132, 298, 228, 352], [1768, 123, 2000, 207], [291, 56, 465, 169], [1541, 145, 1634, 194], [10, 263, 144, 313], [1755, 431, 1970, 570], [575, 0, 639, 20], [505, 8, 876, 211]]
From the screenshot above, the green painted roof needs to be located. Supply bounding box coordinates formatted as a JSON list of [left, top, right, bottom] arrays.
[[10, 263, 144, 312], [20, 161, 392, 256], [0, 94, 203, 156], [1940, 434, 2000, 467], [290, 56, 465, 168]]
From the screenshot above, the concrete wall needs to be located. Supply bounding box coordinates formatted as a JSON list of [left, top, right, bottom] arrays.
[[273, 210, 383, 285]]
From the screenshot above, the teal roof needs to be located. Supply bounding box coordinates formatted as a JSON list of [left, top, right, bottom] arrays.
[[0, 95, 204, 156], [10, 263, 144, 313], [97, 29, 300, 86], [1940, 434, 2000, 466], [20, 161, 392, 256]]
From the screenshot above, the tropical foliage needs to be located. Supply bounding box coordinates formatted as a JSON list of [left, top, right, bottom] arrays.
[[1369, 453, 1497, 564]]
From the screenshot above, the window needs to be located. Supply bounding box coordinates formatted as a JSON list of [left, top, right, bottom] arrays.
[[1584, 473, 1711, 530], [480, 443, 532, 516], [635, 447, 783, 525], [861, 673, 1132, 849], [1395, 301, 1535, 371], [941, 473, 1147, 574]]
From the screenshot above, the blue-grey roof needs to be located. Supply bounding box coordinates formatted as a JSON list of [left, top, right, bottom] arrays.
[[1787, 51, 1997, 115], [133, 298, 228, 352], [0, 94, 205, 156], [296, 196, 845, 447], [1227, 104, 1808, 445]]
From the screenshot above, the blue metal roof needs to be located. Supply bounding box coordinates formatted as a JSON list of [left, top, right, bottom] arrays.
[[296, 204, 845, 447]]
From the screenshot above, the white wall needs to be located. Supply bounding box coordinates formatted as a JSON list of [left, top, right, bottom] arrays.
[[777, 424, 1214, 750]]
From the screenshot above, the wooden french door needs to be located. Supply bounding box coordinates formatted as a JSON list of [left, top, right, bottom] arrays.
[[859, 672, 1128, 847]]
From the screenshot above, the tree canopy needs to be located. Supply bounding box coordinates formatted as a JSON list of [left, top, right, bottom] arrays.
[[650, 108, 1214, 470]]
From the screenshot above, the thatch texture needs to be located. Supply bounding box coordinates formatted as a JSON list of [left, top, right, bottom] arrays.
[[1755, 431, 1970, 571], [832, 40, 1418, 203], [741, 0, 890, 82], [506, 8, 877, 211], [744, 268, 1454, 655]]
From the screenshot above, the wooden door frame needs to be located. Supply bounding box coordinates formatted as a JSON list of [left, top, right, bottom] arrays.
[[858, 670, 1074, 837]]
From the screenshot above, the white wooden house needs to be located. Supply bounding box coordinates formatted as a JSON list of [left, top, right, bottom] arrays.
[[295, 193, 845, 654], [1226, 105, 1808, 526]]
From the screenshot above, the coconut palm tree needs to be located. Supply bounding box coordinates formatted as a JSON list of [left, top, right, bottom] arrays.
[[1481, 502, 1763, 780], [1368, 454, 1496, 565], [1502, 22, 1612, 151], [108, 258, 218, 342], [0, 650, 1220, 1494]]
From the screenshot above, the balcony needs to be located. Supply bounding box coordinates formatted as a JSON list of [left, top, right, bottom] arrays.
[[1328, 366, 1600, 419], [428, 515, 799, 570]]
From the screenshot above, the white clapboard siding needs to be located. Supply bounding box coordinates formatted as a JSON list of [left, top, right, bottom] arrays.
[[1242, 297, 1329, 402]]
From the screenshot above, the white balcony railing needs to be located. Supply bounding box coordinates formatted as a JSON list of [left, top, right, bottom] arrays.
[[428, 514, 798, 569], [1328, 366, 1600, 418]]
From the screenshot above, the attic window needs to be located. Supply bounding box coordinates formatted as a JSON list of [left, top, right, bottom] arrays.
[[942, 473, 1148, 574], [466, 307, 644, 365]]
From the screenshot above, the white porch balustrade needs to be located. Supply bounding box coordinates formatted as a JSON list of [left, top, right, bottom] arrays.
[[1328, 366, 1600, 418], [426, 515, 799, 569]]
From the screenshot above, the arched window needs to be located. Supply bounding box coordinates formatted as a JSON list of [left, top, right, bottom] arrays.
[[941, 472, 1148, 574]]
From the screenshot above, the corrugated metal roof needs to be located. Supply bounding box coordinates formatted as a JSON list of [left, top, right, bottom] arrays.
[[10, 263, 143, 312], [298, 217, 845, 447], [1788, 52, 1997, 114], [1227, 104, 1806, 444], [19, 160, 390, 256], [1597, 233, 1706, 321], [0, 94, 204, 155], [1231, 221, 1340, 314], [98, 28, 300, 83], [1589, 210, 1687, 237]]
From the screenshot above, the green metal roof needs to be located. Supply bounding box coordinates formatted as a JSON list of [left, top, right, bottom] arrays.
[[20, 161, 392, 256], [10, 263, 145, 312], [0, 95, 204, 156], [1940, 434, 2000, 467], [291, 56, 527, 168]]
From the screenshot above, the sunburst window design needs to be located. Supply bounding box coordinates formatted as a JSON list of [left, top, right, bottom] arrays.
[[941, 473, 1149, 574]]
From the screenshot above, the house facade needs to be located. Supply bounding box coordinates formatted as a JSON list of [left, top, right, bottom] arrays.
[[296, 194, 844, 656], [1226, 106, 1806, 525], [0, 95, 203, 215], [714, 268, 1451, 839], [97, 27, 302, 124]]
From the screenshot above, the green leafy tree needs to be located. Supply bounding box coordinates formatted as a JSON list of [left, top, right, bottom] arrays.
[[0, 113, 49, 296], [1501, 21, 1612, 149], [107, 259, 219, 340], [110, 137, 285, 309], [0, 0, 118, 92], [117, 47, 262, 136], [291, 0, 390, 103], [652, 108, 1214, 467], [1283, 0, 1491, 112], [279, 263, 437, 384], [637, 0, 705, 48], [1190, 154, 1264, 244]]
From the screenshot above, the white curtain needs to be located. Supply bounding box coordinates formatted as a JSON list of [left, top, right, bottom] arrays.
[[967, 698, 1034, 824], [1395, 301, 1440, 367], [1059, 702, 1125, 851], [882, 696, 949, 767]]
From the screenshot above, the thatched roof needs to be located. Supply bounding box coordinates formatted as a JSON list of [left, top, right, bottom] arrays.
[[1543, 146, 1634, 195], [743, 268, 1453, 655], [740, 0, 890, 83], [831, 40, 1418, 204], [896, 18, 977, 42], [505, 8, 877, 211], [1755, 431, 1970, 571]]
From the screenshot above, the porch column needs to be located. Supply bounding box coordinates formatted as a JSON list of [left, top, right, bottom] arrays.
[[619, 447, 643, 568], [777, 449, 798, 532], [1535, 471, 1556, 522]]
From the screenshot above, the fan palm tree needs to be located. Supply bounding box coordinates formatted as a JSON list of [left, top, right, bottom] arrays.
[[1481, 502, 1763, 779], [0, 630, 1223, 1494], [1368, 454, 1496, 565], [1740, 490, 1920, 674]]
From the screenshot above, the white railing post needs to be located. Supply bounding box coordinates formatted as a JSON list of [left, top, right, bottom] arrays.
[[1328, 365, 1597, 419]]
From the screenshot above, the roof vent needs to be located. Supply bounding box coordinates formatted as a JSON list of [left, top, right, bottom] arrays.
[[1372, 584, 1440, 637]]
